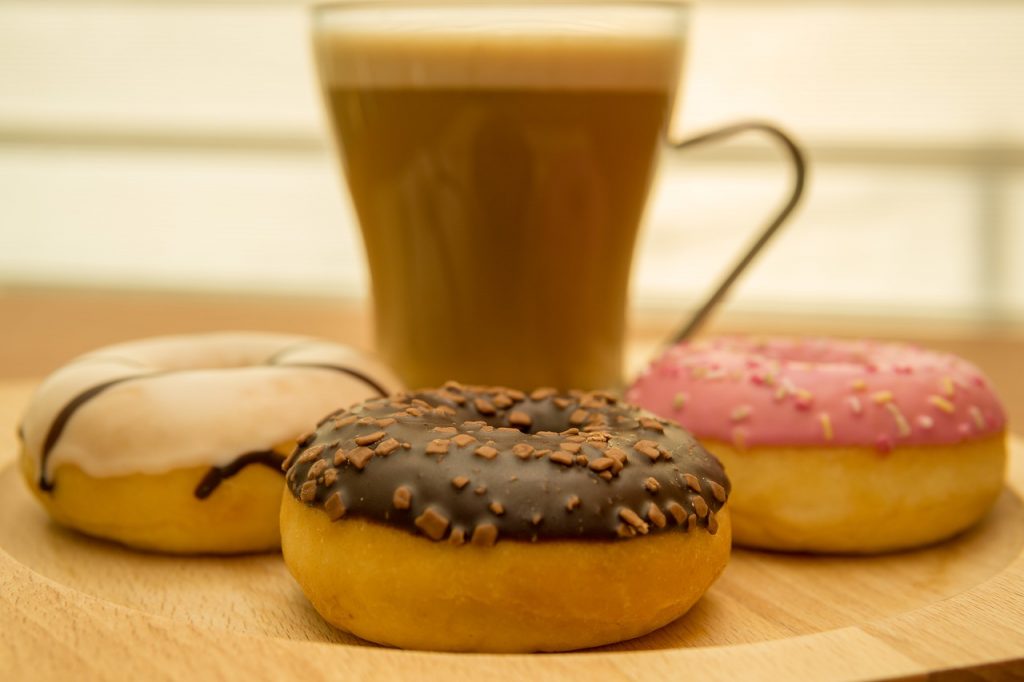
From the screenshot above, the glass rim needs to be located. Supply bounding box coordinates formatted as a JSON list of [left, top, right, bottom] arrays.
[[313, 0, 690, 16]]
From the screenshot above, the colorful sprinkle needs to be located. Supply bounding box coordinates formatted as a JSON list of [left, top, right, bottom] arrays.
[[917, 415, 934, 430], [672, 392, 688, 411], [847, 396, 863, 415], [969, 406, 986, 429], [928, 395, 956, 414], [850, 379, 867, 392], [871, 390, 893, 404], [819, 413, 834, 441], [730, 405, 752, 422], [941, 377, 956, 397], [884, 402, 911, 437], [794, 389, 814, 411]]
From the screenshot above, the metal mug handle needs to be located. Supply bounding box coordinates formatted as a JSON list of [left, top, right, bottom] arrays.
[[666, 122, 808, 344]]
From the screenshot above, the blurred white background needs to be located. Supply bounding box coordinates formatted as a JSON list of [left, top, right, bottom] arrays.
[[1, 0, 1022, 323]]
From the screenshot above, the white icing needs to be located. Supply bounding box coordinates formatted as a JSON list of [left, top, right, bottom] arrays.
[[21, 332, 403, 482]]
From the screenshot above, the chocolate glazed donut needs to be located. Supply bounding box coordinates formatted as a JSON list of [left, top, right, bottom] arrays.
[[284, 382, 729, 545]]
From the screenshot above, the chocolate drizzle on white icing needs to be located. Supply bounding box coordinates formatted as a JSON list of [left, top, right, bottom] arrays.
[[27, 343, 389, 495]]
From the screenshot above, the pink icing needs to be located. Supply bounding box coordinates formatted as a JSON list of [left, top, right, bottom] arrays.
[[626, 337, 1007, 451]]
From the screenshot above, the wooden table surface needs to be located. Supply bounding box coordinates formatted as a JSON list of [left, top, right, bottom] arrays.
[[1, 378, 1024, 680], [2, 288, 1023, 680]]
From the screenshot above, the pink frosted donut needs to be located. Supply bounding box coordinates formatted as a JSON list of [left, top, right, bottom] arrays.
[[628, 336, 1008, 553]]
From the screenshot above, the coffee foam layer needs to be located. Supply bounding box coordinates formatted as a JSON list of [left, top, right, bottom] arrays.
[[314, 5, 686, 91]]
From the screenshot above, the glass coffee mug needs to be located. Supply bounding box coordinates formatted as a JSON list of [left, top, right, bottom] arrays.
[[312, 1, 804, 391]]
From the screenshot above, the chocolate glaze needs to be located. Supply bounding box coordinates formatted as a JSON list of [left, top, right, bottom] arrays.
[[30, 348, 387, 493], [284, 383, 730, 544], [280, 362, 390, 397], [193, 449, 286, 499]]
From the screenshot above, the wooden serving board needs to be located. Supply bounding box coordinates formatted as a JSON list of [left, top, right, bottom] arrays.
[[1, 379, 1023, 680]]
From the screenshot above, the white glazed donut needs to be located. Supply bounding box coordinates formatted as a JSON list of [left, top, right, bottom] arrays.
[[18, 332, 403, 554]]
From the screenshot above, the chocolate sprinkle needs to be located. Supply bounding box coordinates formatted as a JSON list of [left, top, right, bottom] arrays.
[[472, 523, 498, 546], [640, 418, 665, 433], [284, 385, 729, 544], [666, 501, 687, 525], [355, 431, 386, 446], [474, 445, 499, 460], [647, 503, 667, 528], [452, 433, 477, 448], [512, 443, 534, 459], [414, 507, 449, 540], [324, 491, 346, 520], [493, 395, 514, 409], [426, 439, 451, 455], [531, 388, 556, 401], [693, 496, 710, 519], [634, 440, 661, 461], [393, 485, 412, 510], [333, 417, 357, 430], [509, 411, 532, 428], [297, 444, 325, 464], [619, 508, 650, 534], [306, 459, 328, 480], [375, 438, 401, 456], [348, 447, 374, 470], [550, 451, 575, 466]]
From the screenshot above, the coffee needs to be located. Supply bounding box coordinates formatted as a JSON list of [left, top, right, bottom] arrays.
[[314, 9, 684, 390]]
